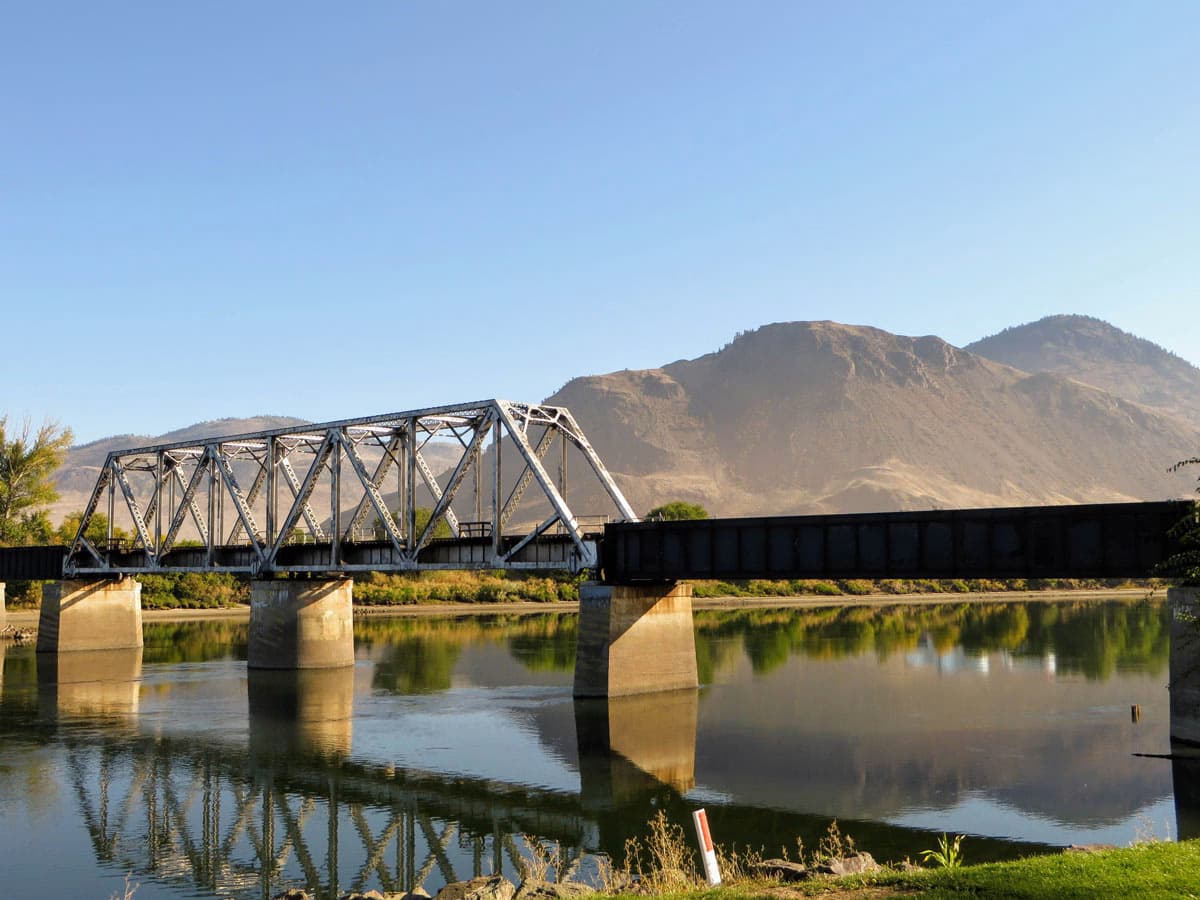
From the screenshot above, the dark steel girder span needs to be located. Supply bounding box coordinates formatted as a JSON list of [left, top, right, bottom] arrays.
[[600, 500, 1192, 584]]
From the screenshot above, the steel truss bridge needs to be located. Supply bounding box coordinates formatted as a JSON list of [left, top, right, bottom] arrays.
[[0, 399, 1192, 583], [62, 400, 636, 578]]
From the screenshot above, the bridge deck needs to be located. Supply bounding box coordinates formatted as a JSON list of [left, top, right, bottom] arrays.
[[3, 501, 1191, 583], [600, 501, 1190, 583]]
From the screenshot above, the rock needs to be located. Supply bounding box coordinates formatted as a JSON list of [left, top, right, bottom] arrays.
[[434, 876, 516, 900], [752, 859, 809, 882], [815, 852, 880, 876], [272, 891, 313, 900], [514, 880, 595, 900], [338, 889, 426, 900]]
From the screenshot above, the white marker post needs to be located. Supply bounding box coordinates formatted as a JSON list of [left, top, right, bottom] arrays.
[[692, 808, 722, 886]]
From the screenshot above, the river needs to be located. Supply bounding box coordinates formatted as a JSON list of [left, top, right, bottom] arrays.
[[1, 596, 1196, 899]]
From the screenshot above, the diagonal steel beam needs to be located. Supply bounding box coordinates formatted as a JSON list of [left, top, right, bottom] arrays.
[[114, 462, 157, 566], [226, 458, 267, 544], [414, 414, 492, 553], [68, 460, 113, 569], [341, 435, 407, 558], [268, 434, 335, 566], [163, 452, 212, 553], [494, 404, 589, 559], [501, 426, 556, 528], [343, 433, 403, 541], [280, 454, 326, 540], [415, 448, 460, 537], [555, 408, 638, 521], [215, 453, 266, 565]]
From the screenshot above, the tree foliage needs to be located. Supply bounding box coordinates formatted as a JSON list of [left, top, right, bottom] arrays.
[[646, 500, 709, 521], [1160, 457, 1200, 586], [0, 417, 73, 545]]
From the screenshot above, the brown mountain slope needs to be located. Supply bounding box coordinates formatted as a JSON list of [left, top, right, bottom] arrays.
[[548, 321, 1198, 517], [966, 314, 1200, 429]]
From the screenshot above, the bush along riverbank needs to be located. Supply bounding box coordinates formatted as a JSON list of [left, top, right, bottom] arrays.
[[262, 816, 1200, 900], [1, 572, 1164, 612]]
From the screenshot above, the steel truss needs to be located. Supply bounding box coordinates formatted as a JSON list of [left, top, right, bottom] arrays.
[[65, 400, 636, 577]]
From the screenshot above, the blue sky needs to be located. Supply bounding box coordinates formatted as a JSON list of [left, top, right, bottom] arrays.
[[2, 2, 1197, 443]]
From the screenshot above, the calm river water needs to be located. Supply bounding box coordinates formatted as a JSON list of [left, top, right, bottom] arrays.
[[2, 598, 1197, 899]]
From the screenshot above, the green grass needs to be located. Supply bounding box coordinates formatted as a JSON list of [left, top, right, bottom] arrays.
[[602, 841, 1200, 899]]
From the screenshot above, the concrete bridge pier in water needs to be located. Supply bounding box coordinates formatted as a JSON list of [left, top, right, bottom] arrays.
[[247, 578, 355, 669], [35, 578, 143, 653], [573, 581, 698, 697]]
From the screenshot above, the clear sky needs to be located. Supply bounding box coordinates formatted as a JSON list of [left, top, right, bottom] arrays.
[[2, 2, 1197, 444]]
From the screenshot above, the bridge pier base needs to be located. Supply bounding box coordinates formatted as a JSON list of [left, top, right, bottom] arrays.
[[248, 579, 355, 669], [36, 579, 143, 653], [1171, 587, 1200, 744], [573, 581, 698, 698]]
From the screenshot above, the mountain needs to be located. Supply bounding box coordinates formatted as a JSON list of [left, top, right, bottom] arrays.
[[966, 315, 1200, 429], [50, 416, 311, 525], [47, 318, 1200, 526], [546, 321, 1198, 517]]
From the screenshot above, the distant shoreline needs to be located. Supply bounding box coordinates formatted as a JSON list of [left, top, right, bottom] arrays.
[[1, 586, 1159, 629]]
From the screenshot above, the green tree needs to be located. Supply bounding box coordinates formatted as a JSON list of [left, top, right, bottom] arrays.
[[55, 510, 128, 546], [0, 417, 73, 545], [645, 500, 709, 521], [378, 506, 453, 540]]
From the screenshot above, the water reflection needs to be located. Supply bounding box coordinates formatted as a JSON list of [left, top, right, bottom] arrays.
[[576, 690, 698, 811], [0, 599, 1185, 900], [37, 647, 144, 721], [247, 667, 355, 759]]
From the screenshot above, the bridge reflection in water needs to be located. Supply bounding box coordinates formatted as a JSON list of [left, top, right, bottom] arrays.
[[5, 601, 1200, 900], [18, 649, 700, 900]]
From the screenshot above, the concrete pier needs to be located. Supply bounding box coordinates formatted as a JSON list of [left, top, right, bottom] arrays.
[[1171, 587, 1200, 745], [36, 579, 143, 653], [573, 581, 698, 697], [0, 582, 6, 631], [248, 578, 355, 669]]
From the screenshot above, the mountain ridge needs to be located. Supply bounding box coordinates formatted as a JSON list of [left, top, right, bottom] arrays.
[[44, 316, 1200, 524]]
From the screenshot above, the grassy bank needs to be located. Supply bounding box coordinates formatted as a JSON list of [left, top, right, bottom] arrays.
[[590, 815, 1200, 900], [630, 840, 1200, 899]]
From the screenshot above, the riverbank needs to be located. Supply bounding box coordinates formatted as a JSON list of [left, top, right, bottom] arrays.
[[617, 838, 1200, 899], [2, 586, 1162, 630]]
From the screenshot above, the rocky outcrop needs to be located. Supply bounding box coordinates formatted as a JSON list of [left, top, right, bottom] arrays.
[[433, 876, 516, 900], [513, 880, 595, 900]]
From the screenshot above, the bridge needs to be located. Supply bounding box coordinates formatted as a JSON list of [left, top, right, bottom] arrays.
[[0, 400, 1196, 734]]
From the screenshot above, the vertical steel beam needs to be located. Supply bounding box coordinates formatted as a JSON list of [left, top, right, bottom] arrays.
[[406, 418, 417, 555], [331, 432, 342, 568], [491, 417, 502, 561]]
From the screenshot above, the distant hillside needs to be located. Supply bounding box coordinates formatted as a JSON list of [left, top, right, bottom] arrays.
[[50, 416, 311, 525], [49, 318, 1200, 529], [966, 315, 1200, 429], [546, 321, 1198, 517]]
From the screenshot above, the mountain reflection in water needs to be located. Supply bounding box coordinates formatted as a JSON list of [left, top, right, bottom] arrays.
[[0, 599, 1192, 900]]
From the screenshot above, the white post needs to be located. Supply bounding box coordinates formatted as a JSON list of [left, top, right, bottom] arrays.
[[692, 809, 721, 886]]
